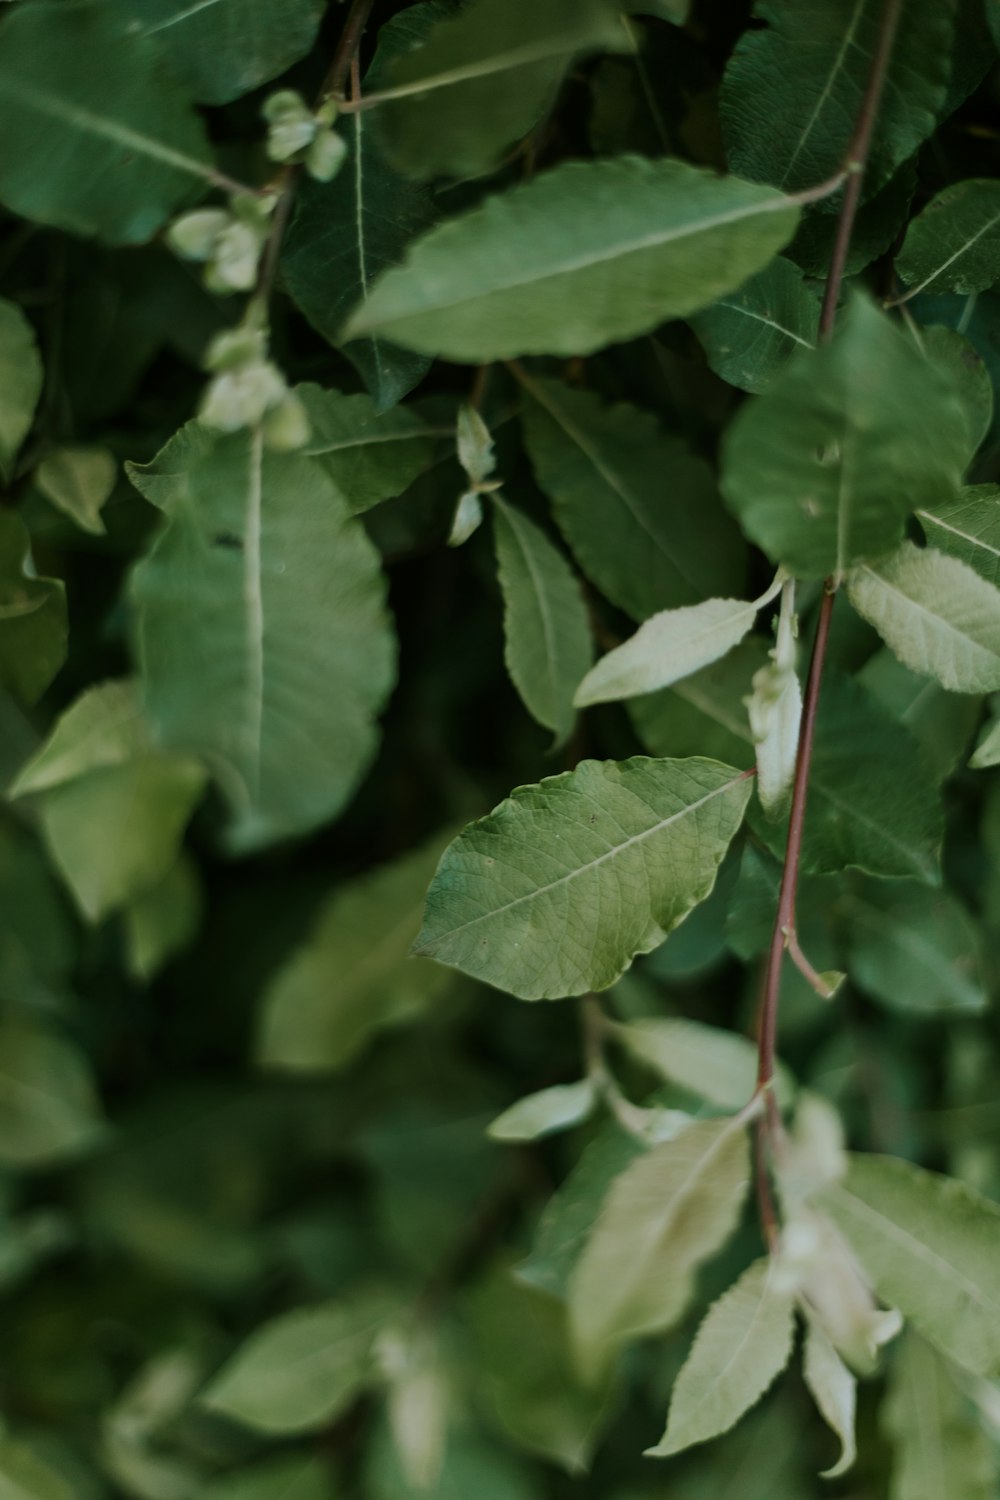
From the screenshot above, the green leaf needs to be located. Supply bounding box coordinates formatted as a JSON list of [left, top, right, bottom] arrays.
[[373, 0, 628, 180], [35, 445, 116, 535], [0, 1440, 76, 1500], [129, 424, 396, 852], [519, 371, 746, 621], [491, 497, 592, 743], [0, 0, 214, 244], [858, 648, 980, 779], [883, 1334, 998, 1500], [919, 325, 994, 465], [918, 485, 1000, 587], [257, 834, 455, 1072], [576, 596, 765, 706], [9, 680, 146, 793], [415, 756, 752, 1000], [629, 637, 765, 767], [487, 1080, 597, 1142], [200, 1295, 391, 1434], [822, 1154, 1000, 1377], [847, 542, 1000, 694], [971, 713, 1000, 768], [788, 156, 918, 280], [721, 296, 971, 578], [802, 1316, 857, 1480], [646, 1256, 796, 1457], [466, 1268, 613, 1472], [609, 1017, 792, 1111], [123, 852, 202, 981], [297, 385, 436, 513], [690, 256, 820, 394], [199, 1454, 332, 1500], [721, 0, 952, 204], [134, 0, 323, 106], [281, 7, 442, 410], [629, 0, 688, 20], [0, 818, 76, 1003], [754, 671, 943, 883], [841, 879, 986, 1016], [569, 1115, 751, 1380], [0, 298, 42, 482], [897, 180, 1000, 300], [345, 156, 800, 361], [0, 512, 67, 705], [366, 1425, 538, 1500], [0, 1015, 104, 1169]]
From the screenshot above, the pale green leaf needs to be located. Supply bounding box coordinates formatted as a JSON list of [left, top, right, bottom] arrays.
[[970, 714, 1000, 768], [609, 1016, 792, 1111], [690, 256, 819, 393], [897, 180, 1000, 300], [747, 659, 801, 816], [134, 0, 323, 106], [0, 512, 67, 705], [257, 834, 455, 1073], [859, 648, 981, 779], [201, 1295, 391, 1434], [415, 756, 752, 1000], [0, 0, 214, 244], [466, 1268, 613, 1472], [0, 1440, 76, 1500], [0, 298, 42, 482], [646, 1256, 796, 1457], [569, 1115, 751, 1380], [374, 0, 628, 180], [488, 1080, 597, 1143], [918, 485, 1000, 587], [519, 370, 746, 621], [123, 853, 202, 981], [721, 296, 971, 578], [36, 445, 116, 535], [841, 879, 986, 1016], [345, 156, 800, 361], [822, 1154, 1000, 1377], [281, 8, 441, 410], [287, 384, 435, 514], [576, 597, 762, 707], [0, 1015, 104, 1170], [10, 680, 147, 795], [802, 1316, 857, 1480], [198, 1454, 332, 1500], [629, 637, 765, 768], [883, 1334, 998, 1500], [491, 498, 592, 742], [129, 424, 396, 851], [721, 0, 952, 204], [847, 542, 1000, 694], [457, 405, 496, 488]]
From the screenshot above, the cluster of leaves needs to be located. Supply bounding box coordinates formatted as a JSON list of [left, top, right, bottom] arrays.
[[3, 0, 1000, 1496]]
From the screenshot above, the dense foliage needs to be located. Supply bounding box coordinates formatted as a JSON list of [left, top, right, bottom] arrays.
[[2, 0, 1000, 1495]]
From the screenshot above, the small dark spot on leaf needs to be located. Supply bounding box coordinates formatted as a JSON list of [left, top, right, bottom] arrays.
[[213, 531, 243, 550]]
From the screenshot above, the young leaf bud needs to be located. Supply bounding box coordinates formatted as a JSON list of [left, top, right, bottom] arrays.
[[262, 390, 311, 451], [166, 209, 229, 262], [305, 128, 347, 183]]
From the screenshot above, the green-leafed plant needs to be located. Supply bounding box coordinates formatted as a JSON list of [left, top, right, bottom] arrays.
[[2, 0, 1000, 1495]]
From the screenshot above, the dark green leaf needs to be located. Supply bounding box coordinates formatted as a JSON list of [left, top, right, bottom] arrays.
[[0, 298, 42, 482], [690, 256, 820, 394], [134, 0, 323, 106], [897, 179, 1000, 300], [0, 512, 67, 706]]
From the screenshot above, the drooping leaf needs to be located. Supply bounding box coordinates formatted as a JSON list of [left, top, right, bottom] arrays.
[[802, 1316, 857, 1480], [0, 512, 67, 705], [415, 756, 752, 1000], [201, 1294, 393, 1435], [123, 852, 202, 981], [257, 833, 455, 1072], [629, 637, 765, 767], [128, 423, 396, 852], [721, 296, 970, 578], [858, 648, 980, 779], [0, 298, 42, 482], [0, 1015, 104, 1169], [280, 7, 443, 410], [133, 0, 323, 106], [373, 0, 628, 180], [609, 1016, 792, 1110], [840, 878, 986, 1016], [690, 256, 820, 393], [0, 0, 214, 244], [35, 445, 116, 535], [576, 597, 763, 706], [297, 385, 436, 513], [646, 1256, 796, 1457], [721, 0, 952, 204], [822, 1154, 1000, 1377], [897, 180, 1000, 300], [568, 1115, 751, 1380], [746, 653, 801, 816], [918, 485, 1000, 587], [519, 371, 746, 620], [344, 156, 800, 361], [488, 1080, 598, 1143], [466, 1267, 613, 1472], [847, 542, 1000, 694], [882, 1334, 998, 1500], [491, 497, 592, 743]]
